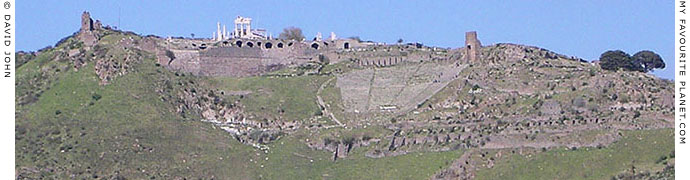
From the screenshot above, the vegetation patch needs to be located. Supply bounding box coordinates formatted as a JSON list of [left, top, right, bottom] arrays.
[[475, 128, 673, 180]]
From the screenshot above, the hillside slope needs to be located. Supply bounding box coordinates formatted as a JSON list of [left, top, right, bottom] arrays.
[[15, 27, 674, 179]]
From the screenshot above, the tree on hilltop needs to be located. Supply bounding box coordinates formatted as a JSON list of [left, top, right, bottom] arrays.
[[633, 50, 665, 72], [599, 50, 642, 72], [279, 27, 305, 41], [599, 50, 664, 73]]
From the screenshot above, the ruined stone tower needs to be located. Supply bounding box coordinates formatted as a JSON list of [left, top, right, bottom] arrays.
[[464, 31, 481, 62], [78, 11, 99, 46], [81, 11, 93, 32]]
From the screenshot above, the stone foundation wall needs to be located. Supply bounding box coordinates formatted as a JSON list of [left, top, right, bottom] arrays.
[[201, 46, 262, 57], [169, 50, 201, 75], [198, 56, 264, 76], [168, 46, 318, 77]]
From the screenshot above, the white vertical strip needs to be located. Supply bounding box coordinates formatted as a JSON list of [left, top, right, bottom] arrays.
[[0, 0, 13, 178], [677, 0, 689, 179]]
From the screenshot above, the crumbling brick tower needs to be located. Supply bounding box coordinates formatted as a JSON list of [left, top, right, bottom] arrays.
[[464, 31, 482, 63]]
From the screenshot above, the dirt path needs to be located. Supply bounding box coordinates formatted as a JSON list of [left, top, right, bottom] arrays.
[[317, 77, 344, 127]]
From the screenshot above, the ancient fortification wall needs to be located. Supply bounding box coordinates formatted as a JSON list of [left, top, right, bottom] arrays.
[[168, 45, 320, 77], [168, 50, 202, 75], [75, 12, 483, 78], [160, 30, 482, 77], [164, 37, 375, 77], [199, 47, 265, 77], [165, 30, 479, 77]]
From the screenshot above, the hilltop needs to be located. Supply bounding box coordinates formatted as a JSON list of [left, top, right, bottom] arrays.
[[14, 12, 674, 179]]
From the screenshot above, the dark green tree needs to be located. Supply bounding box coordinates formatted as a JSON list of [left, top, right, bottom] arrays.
[[599, 50, 642, 72], [633, 50, 665, 72]]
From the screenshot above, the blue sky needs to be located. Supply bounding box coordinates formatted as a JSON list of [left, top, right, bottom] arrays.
[[19, 1, 673, 79]]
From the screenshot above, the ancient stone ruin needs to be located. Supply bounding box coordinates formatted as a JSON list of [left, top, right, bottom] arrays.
[[151, 15, 484, 77], [80, 11, 93, 31], [464, 31, 481, 63], [77, 11, 103, 47], [124, 14, 485, 77], [16, 11, 674, 179]]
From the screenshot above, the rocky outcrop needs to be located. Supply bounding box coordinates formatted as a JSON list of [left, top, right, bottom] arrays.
[[482, 43, 569, 63], [176, 86, 244, 122], [92, 45, 146, 85], [307, 136, 381, 161]]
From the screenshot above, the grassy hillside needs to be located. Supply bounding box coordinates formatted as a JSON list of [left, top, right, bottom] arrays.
[[211, 75, 329, 123], [245, 130, 462, 179], [15, 29, 675, 179], [475, 128, 674, 180], [14, 56, 462, 178], [15, 43, 256, 178], [14, 31, 464, 179]]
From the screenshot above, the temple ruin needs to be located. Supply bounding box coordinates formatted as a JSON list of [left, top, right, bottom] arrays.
[[232, 16, 266, 39]]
